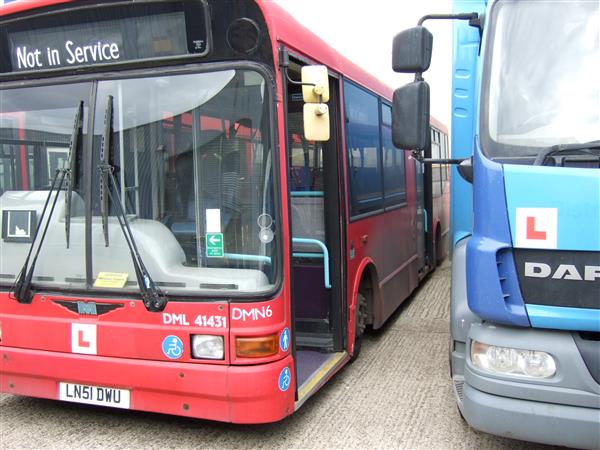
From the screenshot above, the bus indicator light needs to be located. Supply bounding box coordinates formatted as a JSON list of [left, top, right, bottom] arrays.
[[236, 334, 278, 358]]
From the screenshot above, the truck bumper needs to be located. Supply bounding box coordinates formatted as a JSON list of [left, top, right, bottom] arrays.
[[454, 323, 600, 449], [463, 383, 600, 449], [1, 346, 295, 424]]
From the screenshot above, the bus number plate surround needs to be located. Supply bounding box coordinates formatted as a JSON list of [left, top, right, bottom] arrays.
[[59, 382, 131, 409]]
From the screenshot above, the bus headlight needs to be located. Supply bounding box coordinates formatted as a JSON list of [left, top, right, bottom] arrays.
[[471, 341, 556, 378], [191, 335, 224, 360]]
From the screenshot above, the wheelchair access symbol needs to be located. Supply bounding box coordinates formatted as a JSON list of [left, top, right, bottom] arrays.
[[162, 335, 184, 359], [278, 367, 291, 392]]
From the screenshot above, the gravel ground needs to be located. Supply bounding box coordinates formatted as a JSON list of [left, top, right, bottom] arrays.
[[0, 262, 560, 449]]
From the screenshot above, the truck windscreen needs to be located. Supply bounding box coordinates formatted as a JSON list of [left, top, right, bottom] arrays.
[[480, 0, 600, 163]]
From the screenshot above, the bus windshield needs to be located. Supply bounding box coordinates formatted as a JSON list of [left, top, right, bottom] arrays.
[[481, 0, 600, 162], [0, 68, 278, 296]]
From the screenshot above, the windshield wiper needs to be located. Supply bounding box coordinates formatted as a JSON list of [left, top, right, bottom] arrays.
[[534, 140, 600, 166], [12, 102, 84, 303], [100, 96, 112, 247], [98, 95, 166, 312], [65, 101, 83, 248], [12, 169, 67, 303]]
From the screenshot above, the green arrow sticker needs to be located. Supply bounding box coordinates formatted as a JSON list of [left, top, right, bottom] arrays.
[[206, 232, 224, 257]]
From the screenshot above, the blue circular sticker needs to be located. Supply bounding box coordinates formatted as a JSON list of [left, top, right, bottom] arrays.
[[280, 328, 290, 352], [278, 367, 291, 392], [162, 335, 184, 359]]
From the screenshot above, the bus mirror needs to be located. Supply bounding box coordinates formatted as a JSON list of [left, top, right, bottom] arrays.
[[301, 65, 330, 103], [392, 80, 430, 151], [392, 26, 433, 73], [304, 103, 330, 141]]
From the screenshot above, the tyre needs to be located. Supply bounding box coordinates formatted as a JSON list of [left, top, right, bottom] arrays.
[[350, 292, 368, 362]]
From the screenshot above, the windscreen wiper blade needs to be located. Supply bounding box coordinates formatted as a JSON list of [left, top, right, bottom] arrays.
[[98, 96, 166, 312], [65, 101, 84, 248], [100, 96, 113, 247], [534, 140, 600, 166], [12, 169, 67, 303]]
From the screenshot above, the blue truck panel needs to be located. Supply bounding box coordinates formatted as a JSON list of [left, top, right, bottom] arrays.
[[504, 164, 600, 252], [466, 143, 530, 326], [446, 0, 600, 446], [450, 0, 484, 247]]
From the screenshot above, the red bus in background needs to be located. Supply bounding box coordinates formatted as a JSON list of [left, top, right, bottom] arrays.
[[430, 120, 451, 266], [0, 0, 448, 423]]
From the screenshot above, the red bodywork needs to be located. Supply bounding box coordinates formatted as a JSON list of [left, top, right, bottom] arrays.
[[1, 292, 294, 423], [0, 0, 447, 423]]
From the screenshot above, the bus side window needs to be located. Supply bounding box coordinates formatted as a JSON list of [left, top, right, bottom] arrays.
[[344, 80, 382, 217], [381, 103, 406, 207]]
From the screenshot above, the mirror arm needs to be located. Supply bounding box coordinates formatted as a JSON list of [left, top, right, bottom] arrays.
[[411, 150, 466, 166], [281, 66, 323, 103], [417, 12, 479, 27], [420, 158, 468, 164], [417, 12, 482, 50]]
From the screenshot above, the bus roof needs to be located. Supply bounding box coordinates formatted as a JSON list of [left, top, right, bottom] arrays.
[[1, 0, 446, 132], [256, 1, 447, 133], [256, 1, 394, 99]]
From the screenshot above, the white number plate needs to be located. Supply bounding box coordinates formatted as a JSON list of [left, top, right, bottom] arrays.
[[59, 382, 130, 409]]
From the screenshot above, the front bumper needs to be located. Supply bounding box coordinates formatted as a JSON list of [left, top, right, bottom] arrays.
[[463, 383, 599, 449], [1, 346, 295, 424], [456, 323, 600, 449]]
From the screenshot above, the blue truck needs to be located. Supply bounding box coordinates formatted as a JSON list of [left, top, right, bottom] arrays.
[[391, 1, 600, 447]]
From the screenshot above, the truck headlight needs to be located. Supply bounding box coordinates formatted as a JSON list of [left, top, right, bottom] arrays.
[[191, 335, 224, 360], [471, 340, 556, 378]]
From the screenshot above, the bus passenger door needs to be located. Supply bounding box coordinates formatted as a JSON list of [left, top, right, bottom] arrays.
[[283, 56, 346, 404]]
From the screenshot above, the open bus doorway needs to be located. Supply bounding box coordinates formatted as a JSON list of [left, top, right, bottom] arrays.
[[283, 57, 347, 406]]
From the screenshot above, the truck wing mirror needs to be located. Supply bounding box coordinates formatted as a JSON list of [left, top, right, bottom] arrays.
[[392, 80, 430, 151], [392, 26, 433, 73]]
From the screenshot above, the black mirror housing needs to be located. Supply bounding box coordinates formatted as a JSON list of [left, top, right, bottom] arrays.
[[392, 81, 430, 151], [457, 157, 473, 183], [392, 26, 433, 73]]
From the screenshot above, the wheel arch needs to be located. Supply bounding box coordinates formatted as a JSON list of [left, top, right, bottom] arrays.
[[349, 258, 382, 354]]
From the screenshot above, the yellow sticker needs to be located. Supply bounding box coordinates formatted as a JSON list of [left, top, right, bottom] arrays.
[[94, 272, 129, 288]]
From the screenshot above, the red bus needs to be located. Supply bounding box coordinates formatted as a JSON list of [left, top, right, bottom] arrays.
[[430, 122, 451, 265], [0, 0, 448, 423]]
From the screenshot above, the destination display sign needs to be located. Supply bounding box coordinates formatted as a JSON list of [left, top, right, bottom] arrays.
[[1, 1, 210, 73]]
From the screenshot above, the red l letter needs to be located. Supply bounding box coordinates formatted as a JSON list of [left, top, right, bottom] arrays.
[[78, 330, 90, 348], [526, 216, 546, 240]]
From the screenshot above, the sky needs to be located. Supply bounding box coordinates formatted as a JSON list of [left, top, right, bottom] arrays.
[[0, 0, 454, 125], [274, 0, 454, 127]]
